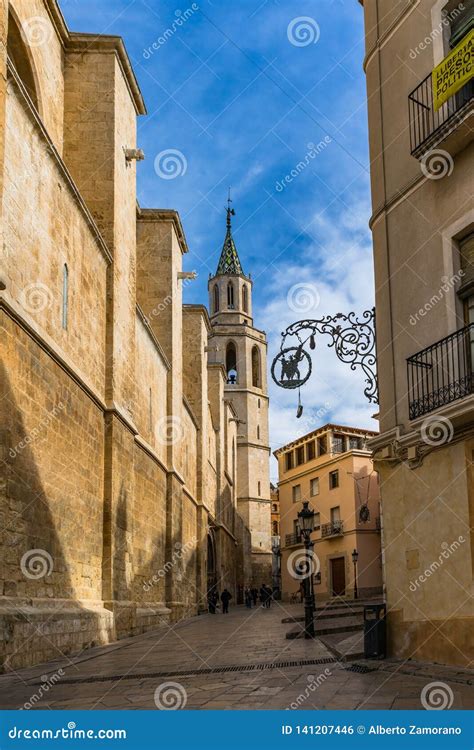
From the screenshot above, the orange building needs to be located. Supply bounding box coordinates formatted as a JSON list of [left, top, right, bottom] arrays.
[[275, 424, 383, 602]]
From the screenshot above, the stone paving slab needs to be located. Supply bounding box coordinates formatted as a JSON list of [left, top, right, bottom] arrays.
[[0, 605, 472, 711]]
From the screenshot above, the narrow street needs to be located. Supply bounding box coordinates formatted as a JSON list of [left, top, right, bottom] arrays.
[[0, 605, 472, 710]]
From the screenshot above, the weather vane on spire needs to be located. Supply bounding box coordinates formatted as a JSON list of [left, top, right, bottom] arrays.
[[226, 187, 235, 228]]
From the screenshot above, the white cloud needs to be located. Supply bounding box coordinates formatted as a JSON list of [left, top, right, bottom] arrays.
[[256, 195, 378, 479]]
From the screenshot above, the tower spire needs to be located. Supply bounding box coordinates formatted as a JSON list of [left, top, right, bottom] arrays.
[[215, 189, 243, 276]]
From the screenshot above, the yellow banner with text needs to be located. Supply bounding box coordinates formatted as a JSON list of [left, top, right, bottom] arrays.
[[432, 29, 474, 111]]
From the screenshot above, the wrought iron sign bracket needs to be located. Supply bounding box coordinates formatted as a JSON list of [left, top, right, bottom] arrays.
[[271, 308, 378, 416]]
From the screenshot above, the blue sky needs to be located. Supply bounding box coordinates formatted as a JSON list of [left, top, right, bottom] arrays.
[[61, 0, 376, 470]]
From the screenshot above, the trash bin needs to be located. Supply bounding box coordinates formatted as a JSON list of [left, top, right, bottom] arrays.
[[364, 603, 386, 658]]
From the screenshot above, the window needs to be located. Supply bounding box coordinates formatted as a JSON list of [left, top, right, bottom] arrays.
[[292, 484, 301, 503], [257, 425, 260, 440], [251, 346, 261, 388], [258, 481, 261, 496], [258, 398, 261, 408], [332, 434, 344, 453], [243, 284, 248, 312], [329, 470, 339, 490], [226, 342, 237, 383], [307, 441, 315, 460], [445, 0, 474, 48], [272, 504, 278, 513], [314, 512, 320, 530], [296, 446, 305, 465], [349, 436, 362, 450], [310, 477, 319, 496], [317, 435, 327, 455], [293, 519, 300, 537], [213, 285, 219, 313], [330, 506, 340, 523], [285, 452, 294, 471], [227, 282, 235, 308], [7, 10, 40, 111], [61, 264, 69, 330]]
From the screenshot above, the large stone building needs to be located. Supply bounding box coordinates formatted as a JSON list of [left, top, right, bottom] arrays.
[[359, 0, 473, 664], [276, 425, 383, 602], [0, 0, 269, 670], [207, 208, 272, 585]]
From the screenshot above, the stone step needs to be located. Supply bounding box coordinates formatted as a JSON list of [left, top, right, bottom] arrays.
[[282, 608, 365, 624], [286, 616, 364, 640]]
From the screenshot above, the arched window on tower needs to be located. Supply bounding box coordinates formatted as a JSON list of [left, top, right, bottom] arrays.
[[226, 341, 238, 384], [252, 345, 261, 388], [62, 263, 69, 330], [7, 10, 40, 112], [227, 281, 235, 309], [213, 284, 219, 313], [242, 284, 248, 313]]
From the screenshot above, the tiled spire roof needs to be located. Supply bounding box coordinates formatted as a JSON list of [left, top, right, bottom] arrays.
[[216, 197, 244, 276]]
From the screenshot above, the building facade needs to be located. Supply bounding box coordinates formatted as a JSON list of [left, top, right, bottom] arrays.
[[270, 483, 281, 596], [0, 0, 268, 670], [360, 0, 473, 665], [276, 425, 383, 602]]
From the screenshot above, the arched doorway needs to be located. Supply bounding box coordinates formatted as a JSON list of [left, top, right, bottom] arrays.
[[207, 528, 217, 596]]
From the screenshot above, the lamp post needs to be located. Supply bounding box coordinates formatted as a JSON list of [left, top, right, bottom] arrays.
[[352, 548, 359, 600], [297, 501, 315, 638]]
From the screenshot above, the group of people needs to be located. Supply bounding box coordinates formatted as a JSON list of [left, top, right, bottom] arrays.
[[208, 588, 232, 614], [244, 584, 273, 609], [207, 584, 274, 614]]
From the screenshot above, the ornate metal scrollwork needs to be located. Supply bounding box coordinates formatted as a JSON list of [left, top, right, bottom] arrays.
[[271, 308, 378, 409]]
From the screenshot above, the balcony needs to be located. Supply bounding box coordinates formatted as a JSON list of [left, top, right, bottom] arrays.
[[285, 532, 301, 547], [407, 323, 474, 420], [408, 74, 473, 158], [321, 521, 344, 538]]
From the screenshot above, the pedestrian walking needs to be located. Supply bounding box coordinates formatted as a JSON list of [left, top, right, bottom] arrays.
[[265, 584, 273, 608], [221, 588, 232, 614], [259, 584, 267, 608], [251, 588, 258, 607], [244, 587, 252, 608], [208, 588, 219, 614]]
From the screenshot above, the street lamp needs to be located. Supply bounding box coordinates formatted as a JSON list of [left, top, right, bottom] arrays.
[[352, 548, 359, 600], [297, 501, 315, 638]]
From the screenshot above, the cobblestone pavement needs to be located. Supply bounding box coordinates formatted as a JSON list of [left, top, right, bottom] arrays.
[[0, 604, 472, 710]]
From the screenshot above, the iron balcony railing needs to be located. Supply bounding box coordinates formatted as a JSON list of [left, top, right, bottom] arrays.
[[321, 521, 344, 538], [408, 73, 473, 156], [285, 532, 301, 547], [407, 323, 474, 419]]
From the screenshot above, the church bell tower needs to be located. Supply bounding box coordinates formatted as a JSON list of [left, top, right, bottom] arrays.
[[207, 197, 272, 586]]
